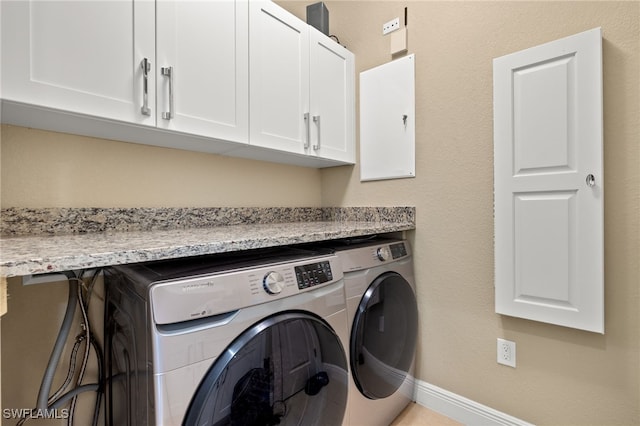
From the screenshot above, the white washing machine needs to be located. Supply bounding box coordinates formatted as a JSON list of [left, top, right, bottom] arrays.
[[104, 247, 350, 426], [315, 238, 418, 426]]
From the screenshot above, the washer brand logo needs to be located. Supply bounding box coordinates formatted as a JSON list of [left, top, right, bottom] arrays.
[[182, 281, 215, 292]]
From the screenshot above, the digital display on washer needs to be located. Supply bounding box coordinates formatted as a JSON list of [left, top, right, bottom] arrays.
[[390, 242, 408, 259], [295, 261, 333, 289]]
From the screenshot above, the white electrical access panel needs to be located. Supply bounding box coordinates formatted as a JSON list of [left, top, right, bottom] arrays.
[[360, 54, 415, 181]]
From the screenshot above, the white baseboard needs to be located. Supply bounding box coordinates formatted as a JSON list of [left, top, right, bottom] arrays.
[[413, 380, 535, 426]]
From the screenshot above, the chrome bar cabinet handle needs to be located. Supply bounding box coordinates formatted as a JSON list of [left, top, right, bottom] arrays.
[[140, 58, 151, 116], [304, 112, 310, 149], [161, 66, 174, 120], [313, 115, 321, 150]]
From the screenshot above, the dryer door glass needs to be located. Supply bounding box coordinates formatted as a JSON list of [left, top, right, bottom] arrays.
[[183, 312, 348, 426], [351, 272, 418, 399]]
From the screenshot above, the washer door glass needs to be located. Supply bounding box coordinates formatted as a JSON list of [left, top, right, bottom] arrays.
[[183, 312, 348, 426], [351, 272, 418, 400]]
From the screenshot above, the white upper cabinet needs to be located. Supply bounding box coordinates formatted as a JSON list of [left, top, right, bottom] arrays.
[[1, 0, 155, 126], [249, 1, 355, 163], [249, 1, 310, 154], [309, 27, 355, 163], [1, 0, 354, 167], [156, 0, 248, 143], [494, 28, 604, 333]]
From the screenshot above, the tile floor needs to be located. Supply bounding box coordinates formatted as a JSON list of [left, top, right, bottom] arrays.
[[390, 402, 462, 426]]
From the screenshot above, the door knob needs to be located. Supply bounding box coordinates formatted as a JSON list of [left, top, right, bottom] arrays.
[[586, 174, 596, 187]]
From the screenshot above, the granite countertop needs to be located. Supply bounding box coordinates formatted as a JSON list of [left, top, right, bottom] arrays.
[[0, 208, 415, 277]]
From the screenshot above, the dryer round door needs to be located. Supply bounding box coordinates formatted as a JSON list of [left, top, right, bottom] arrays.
[[351, 271, 418, 400], [183, 311, 348, 426]]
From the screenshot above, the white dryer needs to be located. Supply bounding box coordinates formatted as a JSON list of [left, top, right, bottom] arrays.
[[317, 238, 418, 426], [104, 247, 349, 426]]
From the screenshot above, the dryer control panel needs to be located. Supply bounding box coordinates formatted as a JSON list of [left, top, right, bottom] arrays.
[[389, 242, 408, 259], [336, 240, 412, 272]]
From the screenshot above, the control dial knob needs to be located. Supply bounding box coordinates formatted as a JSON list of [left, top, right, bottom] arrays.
[[376, 246, 390, 262], [263, 271, 285, 295]]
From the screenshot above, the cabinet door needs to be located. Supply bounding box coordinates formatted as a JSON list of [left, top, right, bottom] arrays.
[[494, 28, 604, 333], [249, 1, 309, 154], [309, 29, 355, 163], [156, 0, 248, 144], [1, 0, 155, 126]]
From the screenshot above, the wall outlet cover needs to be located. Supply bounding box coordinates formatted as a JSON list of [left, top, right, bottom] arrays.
[[497, 338, 516, 368]]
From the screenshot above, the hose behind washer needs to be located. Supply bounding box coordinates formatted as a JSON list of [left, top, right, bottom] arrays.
[[36, 275, 78, 410]]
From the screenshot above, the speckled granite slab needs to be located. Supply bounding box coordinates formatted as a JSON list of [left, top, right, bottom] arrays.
[[0, 207, 324, 236], [0, 220, 414, 277], [1, 207, 414, 236], [0, 207, 415, 277], [322, 207, 414, 223]]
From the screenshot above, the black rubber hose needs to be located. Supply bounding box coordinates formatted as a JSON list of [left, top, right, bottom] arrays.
[[49, 384, 100, 410], [90, 335, 104, 426], [36, 274, 79, 410]]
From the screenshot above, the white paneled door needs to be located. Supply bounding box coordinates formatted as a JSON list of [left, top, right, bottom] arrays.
[[494, 28, 604, 333]]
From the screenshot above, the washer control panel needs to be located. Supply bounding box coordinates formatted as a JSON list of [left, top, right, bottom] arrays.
[[294, 261, 333, 290], [150, 253, 342, 324]]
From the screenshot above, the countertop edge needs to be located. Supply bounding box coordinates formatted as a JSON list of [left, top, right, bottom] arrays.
[[0, 221, 415, 278]]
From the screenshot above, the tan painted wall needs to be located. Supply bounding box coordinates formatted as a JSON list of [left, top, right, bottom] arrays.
[[280, 1, 639, 424], [0, 124, 323, 208]]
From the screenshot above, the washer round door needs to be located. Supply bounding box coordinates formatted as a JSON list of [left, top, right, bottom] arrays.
[[351, 272, 418, 400], [183, 311, 348, 426]]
